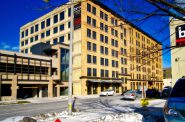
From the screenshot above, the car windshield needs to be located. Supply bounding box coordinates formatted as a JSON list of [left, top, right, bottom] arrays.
[[126, 90, 135, 93], [170, 79, 185, 97]]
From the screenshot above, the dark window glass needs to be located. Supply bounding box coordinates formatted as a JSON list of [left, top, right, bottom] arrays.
[[170, 79, 185, 97], [87, 68, 91, 76], [41, 32, 45, 38], [92, 31, 96, 39], [68, 22, 70, 28], [21, 31, 24, 38], [30, 26, 34, 34], [115, 30, 118, 37], [111, 18, 114, 25], [100, 11, 103, 19], [46, 18, 50, 27], [87, 55, 91, 63], [115, 40, 118, 47], [92, 7, 96, 15], [101, 69, 104, 77], [100, 46, 104, 54], [100, 58, 104, 65], [68, 33, 70, 40], [21, 41, 24, 46], [105, 70, 109, 77], [100, 23, 104, 30], [54, 14, 58, 23], [105, 25, 108, 32], [93, 56, 96, 64], [53, 38, 58, 44], [104, 14, 108, 21], [112, 60, 115, 67], [105, 36, 108, 44], [46, 30, 50, 36], [105, 59, 108, 66], [92, 19, 96, 27], [87, 3, 91, 12], [60, 36, 64, 43], [121, 33, 123, 39], [35, 24, 39, 32], [111, 39, 114, 46], [93, 43, 96, 52], [87, 16, 91, 25], [53, 27, 58, 34], [60, 24, 65, 31], [124, 39, 127, 46], [111, 28, 114, 35], [87, 42, 91, 50], [30, 37, 34, 43], [105, 47, 108, 55], [87, 29, 91, 38], [93, 68, 97, 76], [25, 29, 28, 36], [25, 49, 28, 53], [68, 8, 71, 17], [60, 11, 65, 21], [41, 21, 45, 29], [35, 35, 38, 41], [100, 34, 104, 42]]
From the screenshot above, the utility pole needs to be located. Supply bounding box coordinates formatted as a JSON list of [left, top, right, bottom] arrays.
[[68, 0, 74, 115]]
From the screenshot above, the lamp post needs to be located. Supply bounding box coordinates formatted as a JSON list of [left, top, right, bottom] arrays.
[[68, 0, 74, 115]]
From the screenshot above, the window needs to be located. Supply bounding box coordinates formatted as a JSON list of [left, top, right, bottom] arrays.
[[92, 31, 96, 39], [60, 11, 64, 21], [60, 24, 65, 31], [87, 42, 91, 50], [68, 33, 70, 40], [68, 8, 71, 17], [111, 17, 114, 25], [100, 23, 104, 30], [100, 11, 103, 19], [87, 3, 91, 12], [46, 41, 50, 45], [100, 34, 104, 42], [112, 60, 115, 67], [35, 24, 38, 32], [68, 22, 70, 28], [124, 39, 127, 46], [121, 33, 123, 39], [21, 31, 24, 38], [87, 55, 91, 63], [30, 26, 34, 34], [25, 29, 28, 36], [111, 28, 114, 35], [30, 37, 34, 43], [41, 21, 45, 29], [111, 39, 114, 46], [92, 19, 96, 27], [101, 58, 104, 65], [124, 28, 126, 37], [115, 30, 118, 37], [104, 14, 108, 21], [93, 56, 96, 64], [105, 36, 108, 44], [54, 14, 58, 23], [46, 30, 50, 36], [105, 47, 108, 55], [87, 16, 91, 25], [41, 32, 45, 38], [53, 27, 58, 34], [101, 69, 104, 77], [93, 68, 97, 76], [87, 29, 91, 38], [115, 40, 118, 47], [105, 25, 108, 32], [60, 36, 64, 43], [25, 49, 28, 53], [93, 43, 96, 52], [21, 41, 24, 46], [53, 38, 58, 44], [105, 70, 109, 77], [35, 35, 38, 41], [92, 7, 96, 15], [105, 59, 108, 66], [46, 18, 50, 27], [100, 46, 104, 54]]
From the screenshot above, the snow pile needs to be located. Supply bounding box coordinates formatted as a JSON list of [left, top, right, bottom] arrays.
[[89, 113, 143, 122], [0, 116, 24, 122]]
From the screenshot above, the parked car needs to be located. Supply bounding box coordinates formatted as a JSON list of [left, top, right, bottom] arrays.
[[100, 89, 115, 96], [146, 89, 160, 98], [161, 86, 172, 98], [122, 90, 140, 100], [163, 78, 185, 122]]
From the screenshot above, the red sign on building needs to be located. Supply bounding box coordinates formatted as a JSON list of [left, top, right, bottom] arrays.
[[176, 24, 185, 46]]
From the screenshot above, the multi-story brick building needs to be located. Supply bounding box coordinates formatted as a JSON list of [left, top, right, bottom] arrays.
[[19, 0, 163, 96]]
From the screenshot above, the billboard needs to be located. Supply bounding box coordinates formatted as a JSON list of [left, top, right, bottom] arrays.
[[176, 24, 185, 46], [74, 3, 81, 30]]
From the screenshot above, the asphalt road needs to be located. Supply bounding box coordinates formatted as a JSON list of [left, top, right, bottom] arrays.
[[0, 96, 165, 121]]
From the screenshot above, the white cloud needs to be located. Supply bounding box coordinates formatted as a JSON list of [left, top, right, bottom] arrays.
[[0, 41, 19, 52]]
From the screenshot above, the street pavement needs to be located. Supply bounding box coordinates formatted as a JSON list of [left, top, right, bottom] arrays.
[[0, 96, 166, 121]]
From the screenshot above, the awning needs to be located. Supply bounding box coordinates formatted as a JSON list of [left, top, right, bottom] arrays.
[[87, 80, 122, 84]]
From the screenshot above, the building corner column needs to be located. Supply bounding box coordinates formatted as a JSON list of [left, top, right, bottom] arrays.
[[48, 77, 53, 98], [57, 85, 60, 97], [11, 75, 18, 100]]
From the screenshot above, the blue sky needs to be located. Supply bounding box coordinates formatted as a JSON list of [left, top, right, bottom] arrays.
[[0, 0, 171, 68]]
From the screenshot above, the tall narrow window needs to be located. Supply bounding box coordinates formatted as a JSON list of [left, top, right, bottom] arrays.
[[54, 14, 58, 23], [92, 7, 96, 15], [87, 3, 91, 12], [60, 11, 65, 21], [41, 21, 45, 29], [46, 18, 50, 27], [68, 8, 71, 17], [87, 68, 91, 76], [60, 36, 64, 43]]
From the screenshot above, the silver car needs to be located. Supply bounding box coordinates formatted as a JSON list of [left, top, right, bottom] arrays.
[[122, 90, 138, 100]]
